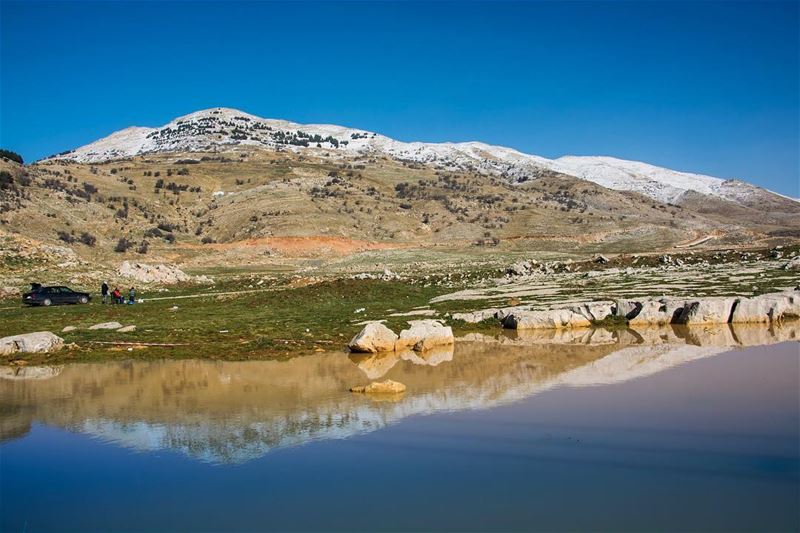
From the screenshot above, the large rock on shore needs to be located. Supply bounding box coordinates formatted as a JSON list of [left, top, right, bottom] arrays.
[[627, 298, 688, 326], [348, 322, 398, 353], [396, 320, 454, 351], [572, 302, 614, 322], [731, 291, 800, 323], [502, 308, 592, 330], [673, 297, 739, 325], [0, 332, 64, 356], [492, 290, 799, 331]]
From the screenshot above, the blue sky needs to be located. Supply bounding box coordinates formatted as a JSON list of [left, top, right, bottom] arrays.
[[1, 1, 798, 196]]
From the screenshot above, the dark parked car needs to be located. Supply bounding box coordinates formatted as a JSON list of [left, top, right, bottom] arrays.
[[23, 285, 91, 306]]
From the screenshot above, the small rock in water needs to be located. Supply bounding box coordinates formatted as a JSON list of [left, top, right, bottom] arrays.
[[117, 325, 136, 333], [350, 380, 406, 394], [62, 326, 77, 333]]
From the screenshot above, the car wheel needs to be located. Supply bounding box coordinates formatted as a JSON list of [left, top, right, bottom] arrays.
[[43, 298, 52, 306], [79, 296, 89, 304]]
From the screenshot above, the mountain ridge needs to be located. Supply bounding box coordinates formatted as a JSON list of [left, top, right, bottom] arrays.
[[48, 107, 794, 207]]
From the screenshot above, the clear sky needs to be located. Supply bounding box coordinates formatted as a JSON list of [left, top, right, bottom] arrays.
[[1, 1, 798, 196]]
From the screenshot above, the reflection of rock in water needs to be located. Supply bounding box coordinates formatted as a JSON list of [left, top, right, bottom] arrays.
[[350, 345, 456, 379], [0, 365, 63, 381], [348, 352, 400, 379], [0, 322, 796, 463]]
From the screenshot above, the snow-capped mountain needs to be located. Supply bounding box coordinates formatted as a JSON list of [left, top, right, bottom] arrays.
[[49, 107, 792, 206]]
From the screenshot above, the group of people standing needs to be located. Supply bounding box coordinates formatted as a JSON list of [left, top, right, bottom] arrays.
[[101, 282, 136, 305]]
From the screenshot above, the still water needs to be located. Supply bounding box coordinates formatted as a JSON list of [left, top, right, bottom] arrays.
[[1, 325, 798, 532]]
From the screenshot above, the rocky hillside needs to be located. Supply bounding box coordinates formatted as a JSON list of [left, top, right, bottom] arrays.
[[0, 108, 797, 271]]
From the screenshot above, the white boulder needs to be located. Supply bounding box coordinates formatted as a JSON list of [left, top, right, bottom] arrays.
[[348, 322, 398, 353], [396, 320, 454, 351], [0, 332, 64, 356], [88, 321, 123, 330]]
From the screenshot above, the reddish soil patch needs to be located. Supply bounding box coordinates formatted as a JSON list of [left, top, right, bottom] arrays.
[[182, 236, 408, 257]]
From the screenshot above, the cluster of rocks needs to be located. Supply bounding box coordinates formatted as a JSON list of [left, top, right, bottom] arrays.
[[348, 319, 454, 353], [118, 261, 213, 285], [497, 290, 800, 330], [505, 259, 571, 277], [0, 332, 64, 356], [351, 268, 400, 281]]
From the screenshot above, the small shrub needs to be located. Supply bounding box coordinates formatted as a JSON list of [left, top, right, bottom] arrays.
[[79, 232, 96, 246], [114, 238, 131, 253], [57, 231, 76, 244]]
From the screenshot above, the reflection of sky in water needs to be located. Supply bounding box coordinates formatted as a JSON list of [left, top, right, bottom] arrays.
[[1, 341, 797, 532]]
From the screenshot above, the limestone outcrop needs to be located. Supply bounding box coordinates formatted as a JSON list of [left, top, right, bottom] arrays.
[[731, 291, 800, 323], [500, 302, 612, 330], [502, 308, 592, 330], [673, 297, 739, 325], [497, 290, 799, 330]]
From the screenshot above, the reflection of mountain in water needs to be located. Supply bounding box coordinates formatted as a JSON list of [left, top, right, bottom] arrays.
[[1, 324, 797, 464]]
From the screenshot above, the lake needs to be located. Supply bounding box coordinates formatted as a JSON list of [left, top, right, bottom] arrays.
[[1, 324, 798, 532]]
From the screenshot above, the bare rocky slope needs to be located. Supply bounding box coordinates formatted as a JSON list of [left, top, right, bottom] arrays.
[[1, 107, 798, 272]]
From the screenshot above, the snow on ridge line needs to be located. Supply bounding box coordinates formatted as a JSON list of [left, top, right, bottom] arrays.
[[45, 107, 786, 205]]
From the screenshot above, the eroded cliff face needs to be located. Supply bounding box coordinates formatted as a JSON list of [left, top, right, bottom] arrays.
[[1, 322, 796, 463]]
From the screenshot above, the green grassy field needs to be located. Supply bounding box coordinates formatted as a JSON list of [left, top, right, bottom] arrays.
[[0, 278, 457, 364], [2, 243, 797, 365]]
